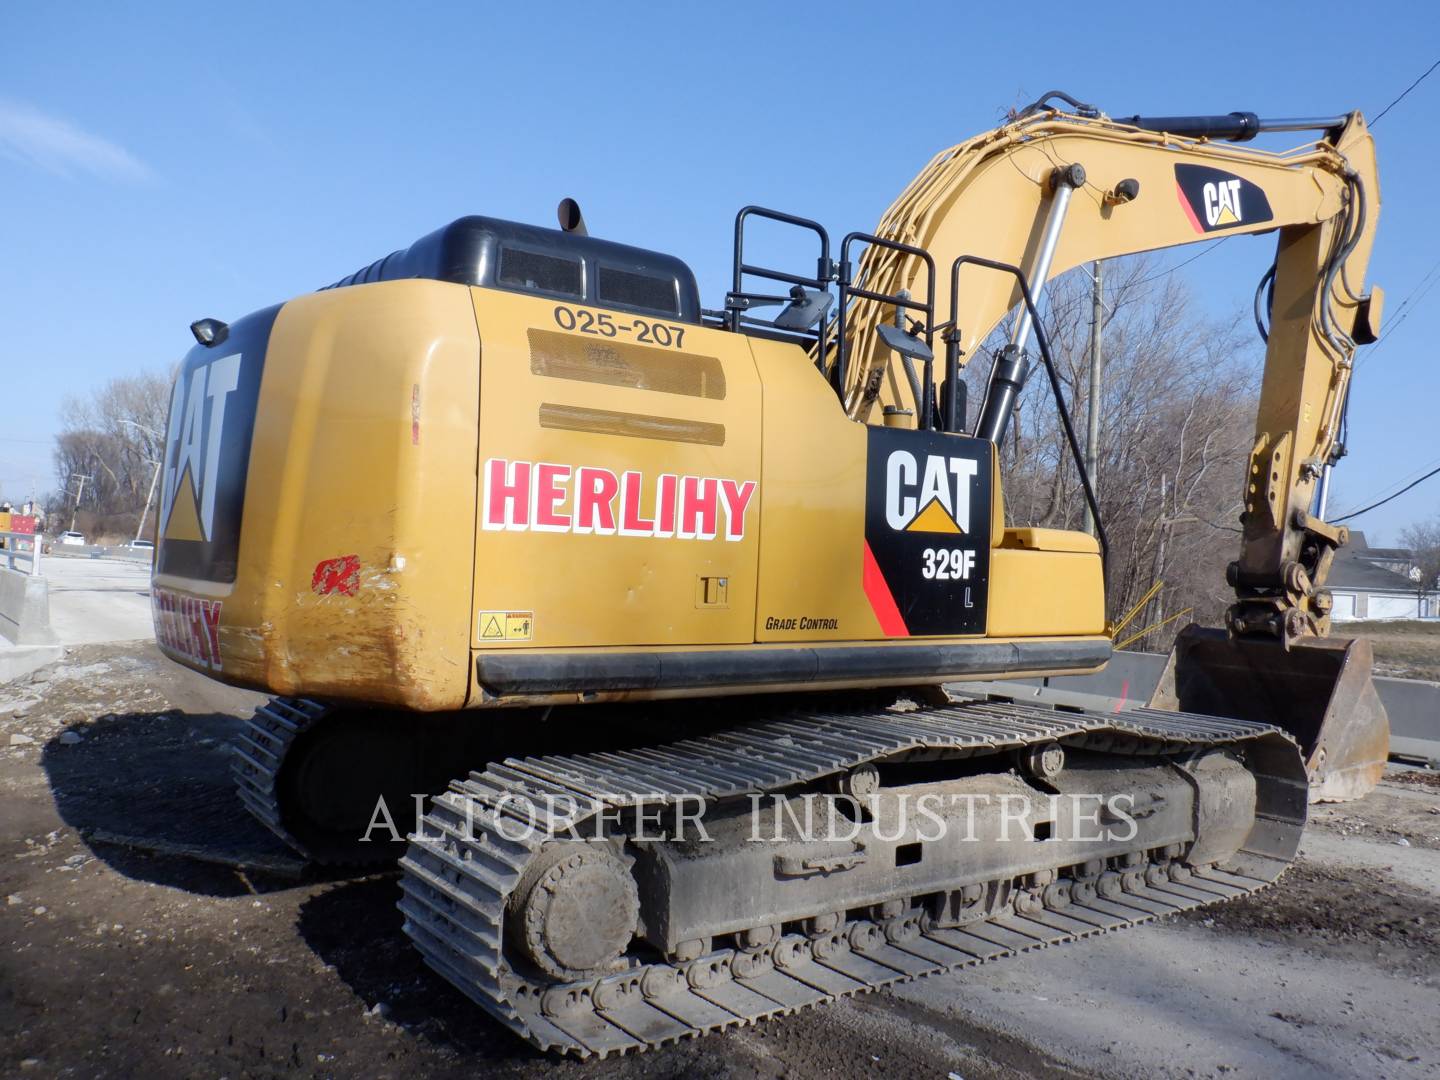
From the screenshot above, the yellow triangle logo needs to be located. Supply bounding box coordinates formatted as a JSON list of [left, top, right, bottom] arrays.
[[163, 466, 206, 542], [481, 615, 503, 639], [1215, 205, 1239, 225], [905, 497, 963, 534]]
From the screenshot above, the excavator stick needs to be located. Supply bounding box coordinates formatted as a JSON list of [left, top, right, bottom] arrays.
[[1149, 625, 1389, 803]]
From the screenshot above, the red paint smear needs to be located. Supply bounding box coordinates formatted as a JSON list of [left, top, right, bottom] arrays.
[[1176, 180, 1205, 234], [1115, 677, 1129, 712], [862, 541, 909, 637], [312, 554, 361, 597]]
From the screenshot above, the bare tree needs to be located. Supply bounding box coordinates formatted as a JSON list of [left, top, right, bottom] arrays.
[[1398, 517, 1440, 616], [50, 372, 170, 540], [963, 255, 1259, 649]]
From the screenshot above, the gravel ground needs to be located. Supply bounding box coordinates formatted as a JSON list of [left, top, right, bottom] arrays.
[[3, 642, 1439, 1079]]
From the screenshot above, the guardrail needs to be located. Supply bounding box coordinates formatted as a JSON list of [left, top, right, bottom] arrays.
[[0, 514, 53, 648], [46, 543, 153, 563], [0, 533, 40, 575], [0, 513, 41, 575]]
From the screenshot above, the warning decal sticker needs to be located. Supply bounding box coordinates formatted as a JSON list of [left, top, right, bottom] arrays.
[[478, 610, 534, 641]]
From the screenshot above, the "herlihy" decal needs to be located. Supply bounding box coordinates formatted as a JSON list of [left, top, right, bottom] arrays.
[[152, 586, 223, 670], [482, 459, 757, 542]]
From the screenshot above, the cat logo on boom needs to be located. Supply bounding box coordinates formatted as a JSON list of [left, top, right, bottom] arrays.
[[1174, 163, 1274, 234]]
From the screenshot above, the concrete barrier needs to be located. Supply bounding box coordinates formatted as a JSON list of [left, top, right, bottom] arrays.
[[1375, 675, 1440, 764], [46, 544, 152, 562], [955, 647, 1440, 767], [0, 566, 57, 646]]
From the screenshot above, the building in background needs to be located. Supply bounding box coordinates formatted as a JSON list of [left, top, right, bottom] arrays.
[[1330, 532, 1437, 621]]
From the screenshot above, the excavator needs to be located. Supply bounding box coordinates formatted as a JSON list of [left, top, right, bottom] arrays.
[[151, 93, 1389, 1055]]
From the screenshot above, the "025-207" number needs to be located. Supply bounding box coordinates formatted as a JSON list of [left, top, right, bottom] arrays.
[[553, 304, 687, 349]]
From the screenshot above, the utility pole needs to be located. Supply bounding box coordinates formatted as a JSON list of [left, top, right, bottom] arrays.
[[1083, 260, 1103, 535], [118, 420, 164, 544], [134, 460, 161, 543], [68, 473, 92, 532]]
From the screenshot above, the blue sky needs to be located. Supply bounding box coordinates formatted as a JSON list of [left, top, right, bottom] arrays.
[[2, 2, 1436, 542]]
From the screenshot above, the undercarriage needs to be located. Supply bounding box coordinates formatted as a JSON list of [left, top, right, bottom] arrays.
[[391, 695, 1306, 1056]]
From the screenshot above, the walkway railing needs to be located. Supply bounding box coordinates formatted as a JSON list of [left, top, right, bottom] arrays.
[[0, 513, 41, 575]]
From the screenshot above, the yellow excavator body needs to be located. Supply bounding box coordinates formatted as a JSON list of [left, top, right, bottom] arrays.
[[149, 96, 1392, 1056], [152, 280, 1106, 710]]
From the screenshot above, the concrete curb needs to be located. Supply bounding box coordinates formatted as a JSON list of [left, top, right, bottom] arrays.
[[0, 643, 63, 683], [0, 566, 58, 647]]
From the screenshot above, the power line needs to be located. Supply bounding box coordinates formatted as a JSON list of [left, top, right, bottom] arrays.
[[1378, 263, 1440, 345], [1331, 452, 1440, 523], [1355, 253, 1440, 369], [1332, 464, 1440, 522], [1355, 453, 1440, 506], [1130, 238, 1229, 289], [1372, 58, 1440, 125], [1378, 274, 1440, 346], [1115, 62, 1434, 300]]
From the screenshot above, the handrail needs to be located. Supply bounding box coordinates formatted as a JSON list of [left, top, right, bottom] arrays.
[[726, 206, 836, 375], [837, 232, 937, 421], [0, 530, 41, 576], [728, 206, 833, 328], [947, 254, 1108, 581]]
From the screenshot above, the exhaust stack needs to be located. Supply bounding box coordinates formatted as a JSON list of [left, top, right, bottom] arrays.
[[557, 197, 587, 236]]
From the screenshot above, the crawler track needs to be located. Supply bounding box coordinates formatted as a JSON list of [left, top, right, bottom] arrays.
[[232, 697, 330, 858], [398, 697, 1308, 1057]]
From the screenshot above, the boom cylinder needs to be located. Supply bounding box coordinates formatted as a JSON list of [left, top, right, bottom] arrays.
[[976, 165, 1083, 443], [975, 344, 1024, 442], [1116, 112, 1349, 143], [1009, 165, 1082, 355]]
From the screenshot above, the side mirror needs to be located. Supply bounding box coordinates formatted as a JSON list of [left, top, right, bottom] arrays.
[[876, 321, 933, 363], [774, 286, 833, 331]]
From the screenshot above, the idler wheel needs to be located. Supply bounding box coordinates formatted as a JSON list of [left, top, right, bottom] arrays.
[[510, 844, 639, 981], [1018, 741, 1065, 781]]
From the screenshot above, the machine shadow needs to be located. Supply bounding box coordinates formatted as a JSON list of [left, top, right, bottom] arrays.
[[297, 877, 548, 1063], [40, 708, 319, 896]]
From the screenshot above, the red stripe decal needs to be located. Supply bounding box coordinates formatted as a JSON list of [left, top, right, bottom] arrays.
[[1176, 180, 1205, 234], [862, 540, 909, 637]]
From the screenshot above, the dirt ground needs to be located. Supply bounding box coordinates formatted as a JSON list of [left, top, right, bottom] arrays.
[[3, 642, 1439, 1079], [1344, 619, 1440, 681]]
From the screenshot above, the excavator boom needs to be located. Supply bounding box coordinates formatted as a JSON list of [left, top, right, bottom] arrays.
[[833, 97, 1388, 798]]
